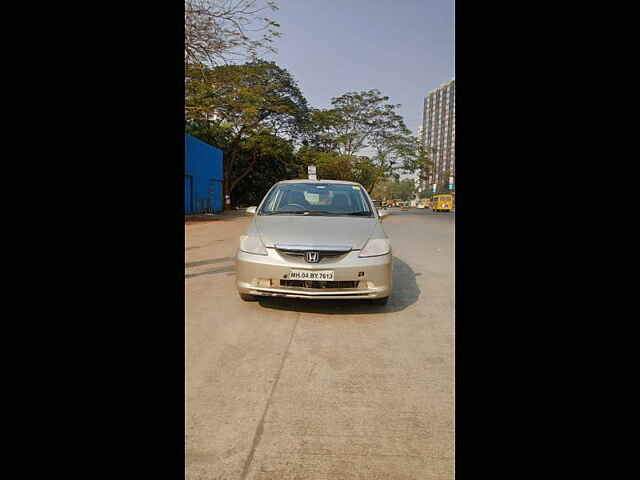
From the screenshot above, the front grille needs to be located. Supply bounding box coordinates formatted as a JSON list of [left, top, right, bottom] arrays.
[[280, 280, 360, 289], [274, 245, 352, 264], [277, 250, 347, 261]]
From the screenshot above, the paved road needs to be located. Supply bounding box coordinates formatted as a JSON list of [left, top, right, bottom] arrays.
[[186, 209, 455, 479]]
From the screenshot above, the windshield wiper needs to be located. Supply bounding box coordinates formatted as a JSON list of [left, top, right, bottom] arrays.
[[303, 210, 338, 215], [345, 211, 372, 216], [263, 211, 307, 215]]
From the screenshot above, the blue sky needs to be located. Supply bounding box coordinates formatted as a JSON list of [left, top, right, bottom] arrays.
[[263, 0, 455, 136]]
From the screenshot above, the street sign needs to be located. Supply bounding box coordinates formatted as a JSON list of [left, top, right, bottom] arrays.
[[432, 184, 437, 193], [308, 165, 317, 181]]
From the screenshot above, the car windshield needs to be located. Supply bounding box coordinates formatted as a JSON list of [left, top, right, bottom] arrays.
[[259, 183, 374, 217]]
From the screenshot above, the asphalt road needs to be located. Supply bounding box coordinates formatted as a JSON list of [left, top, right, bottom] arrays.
[[186, 208, 455, 479]]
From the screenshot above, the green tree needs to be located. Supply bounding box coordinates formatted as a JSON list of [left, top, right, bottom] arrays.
[[326, 90, 414, 158], [370, 177, 395, 201], [294, 149, 352, 181], [231, 131, 298, 206], [299, 109, 344, 153], [186, 60, 309, 205], [297, 90, 417, 191], [292, 149, 383, 193], [393, 178, 416, 201], [352, 156, 384, 192], [402, 143, 434, 184], [371, 177, 415, 201]]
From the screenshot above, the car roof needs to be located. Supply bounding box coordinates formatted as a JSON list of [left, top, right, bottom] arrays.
[[276, 179, 363, 185]]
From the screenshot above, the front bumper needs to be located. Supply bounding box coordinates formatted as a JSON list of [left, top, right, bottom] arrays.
[[236, 248, 392, 299]]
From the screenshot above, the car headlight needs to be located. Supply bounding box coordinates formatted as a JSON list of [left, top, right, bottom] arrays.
[[239, 235, 268, 256], [359, 238, 391, 257]]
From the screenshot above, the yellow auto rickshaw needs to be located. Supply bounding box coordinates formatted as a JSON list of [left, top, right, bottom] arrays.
[[432, 194, 454, 212]]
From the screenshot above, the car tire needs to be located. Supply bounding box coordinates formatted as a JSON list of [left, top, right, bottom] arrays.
[[371, 297, 389, 306], [239, 293, 257, 302]]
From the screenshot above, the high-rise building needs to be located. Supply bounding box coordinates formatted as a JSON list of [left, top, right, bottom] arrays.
[[421, 79, 455, 192]]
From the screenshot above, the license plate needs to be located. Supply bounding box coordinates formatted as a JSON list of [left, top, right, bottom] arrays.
[[288, 270, 334, 281]]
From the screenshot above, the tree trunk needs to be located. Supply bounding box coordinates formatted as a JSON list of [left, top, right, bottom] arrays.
[[369, 176, 380, 196], [223, 175, 230, 210], [223, 153, 233, 210], [229, 151, 259, 194]]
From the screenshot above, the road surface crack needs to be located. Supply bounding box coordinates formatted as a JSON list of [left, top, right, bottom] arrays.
[[240, 312, 300, 480]]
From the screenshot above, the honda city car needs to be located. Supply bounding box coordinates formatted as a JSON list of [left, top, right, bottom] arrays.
[[235, 180, 392, 305]]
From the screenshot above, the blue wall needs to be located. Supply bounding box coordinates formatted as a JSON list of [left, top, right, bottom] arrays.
[[185, 135, 224, 213]]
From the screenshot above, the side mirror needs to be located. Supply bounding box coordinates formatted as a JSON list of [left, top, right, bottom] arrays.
[[246, 206, 257, 215]]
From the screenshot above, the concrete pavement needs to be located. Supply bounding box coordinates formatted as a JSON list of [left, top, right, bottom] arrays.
[[185, 209, 455, 479]]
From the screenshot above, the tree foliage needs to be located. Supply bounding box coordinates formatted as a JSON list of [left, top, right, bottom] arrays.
[[185, 0, 281, 67], [231, 131, 297, 206], [309, 90, 415, 159], [395, 178, 417, 200], [186, 61, 308, 135], [300, 109, 344, 153], [371, 177, 416, 201], [296, 89, 418, 193], [402, 143, 434, 183], [295, 149, 352, 181], [293, 149, 384, 192], [186, 60, 308, 203], [183, 52, 425, 207]]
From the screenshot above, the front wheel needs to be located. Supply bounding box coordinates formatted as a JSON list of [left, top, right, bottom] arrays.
[[239, 293, 257, 302], [370, 297, 389, 306]]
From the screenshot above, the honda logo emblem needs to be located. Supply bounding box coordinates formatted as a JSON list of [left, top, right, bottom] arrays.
[[305, 251, 320, 263]]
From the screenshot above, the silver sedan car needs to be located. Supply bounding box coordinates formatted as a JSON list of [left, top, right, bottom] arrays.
[[236, 180, 392, 305]]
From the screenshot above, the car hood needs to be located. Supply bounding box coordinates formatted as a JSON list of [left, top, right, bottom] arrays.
[[254, 215, 378, 250]]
